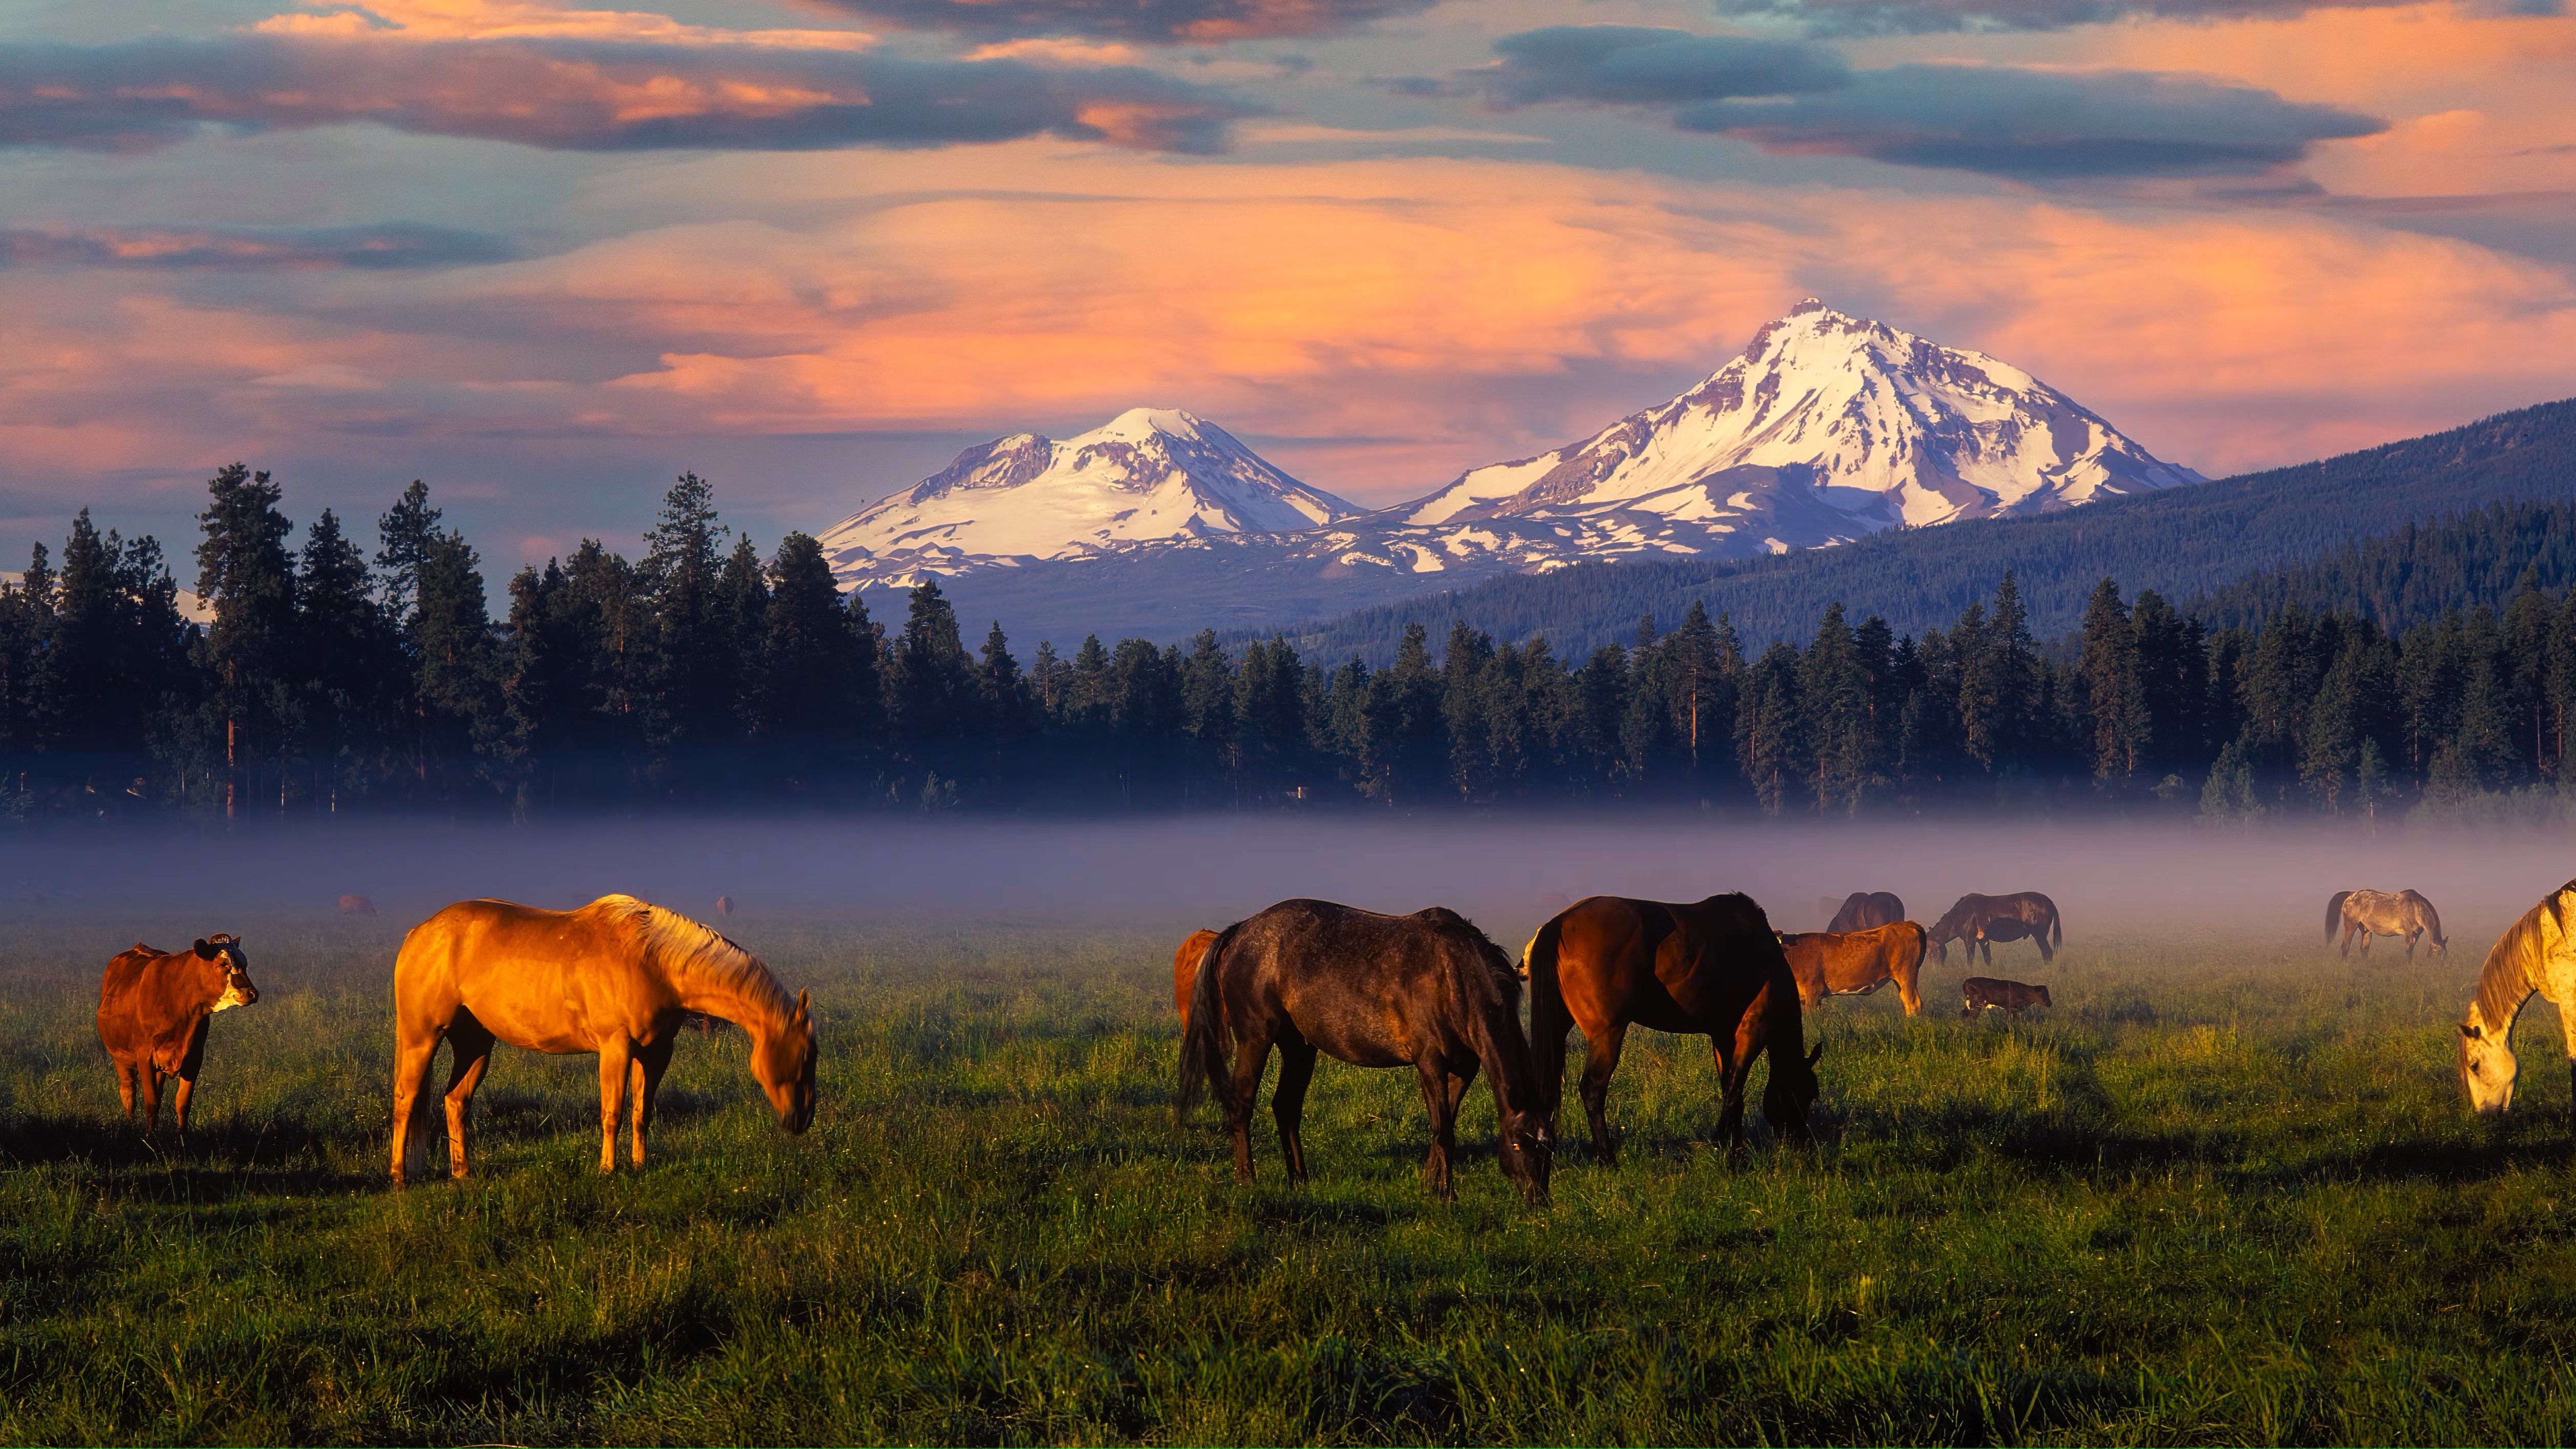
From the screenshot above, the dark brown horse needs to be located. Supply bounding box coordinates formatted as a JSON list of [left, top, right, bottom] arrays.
[[1928, 892, 2061, 966], [1178, 900, 1551, 1202], [1523, 894, 1821, 1165], [1828, 891, 1906, 932]]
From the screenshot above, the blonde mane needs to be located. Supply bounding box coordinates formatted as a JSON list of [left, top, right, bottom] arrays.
[[581, 893, 795, 1024], [2469, 881, 2573, 1034]]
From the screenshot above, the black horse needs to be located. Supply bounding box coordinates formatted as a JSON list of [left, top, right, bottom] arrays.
[[1828, 890, 1907, 932], [1179, 899, 1552, 1202], [1928, 891, 2063, 966]]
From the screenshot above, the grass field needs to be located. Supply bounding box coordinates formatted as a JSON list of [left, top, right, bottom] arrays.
[[7, 902, 2576, 1444]]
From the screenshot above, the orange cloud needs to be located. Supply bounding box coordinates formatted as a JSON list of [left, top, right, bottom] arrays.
[[8, 151, 2573, 506], [254, 0, 876, 48]]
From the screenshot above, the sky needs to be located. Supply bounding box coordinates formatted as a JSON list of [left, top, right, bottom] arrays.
[[3, 0, 2572, 575]]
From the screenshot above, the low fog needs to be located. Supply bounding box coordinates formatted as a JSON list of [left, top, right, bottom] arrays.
[[4, 813, 2570, 958]]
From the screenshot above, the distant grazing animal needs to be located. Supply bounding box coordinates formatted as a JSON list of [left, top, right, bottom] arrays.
[[338, 894, 377, 916], [715, 894, 735, 918], [96, 935, 259, 1132], [1172, 927, 1221, 1027], [391, 894, 816, 1183], [1828, 891, 1906, 933], [1962, 977, 2051, 1018], [1179, 899, 1551, 1202], [2460, 877, 2576, 1126], [1780, 921, 1927, 1016], [1929, 892, 2061, 966], [1523, 894, 1821, 1166], [2327, 889, 2445, 959]]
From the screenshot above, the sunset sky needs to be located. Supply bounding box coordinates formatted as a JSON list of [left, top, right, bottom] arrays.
[[4, 0, 2572, 568]]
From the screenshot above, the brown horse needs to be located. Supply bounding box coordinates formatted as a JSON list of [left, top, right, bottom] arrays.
[[391, 894, 816, 1184], [1828, 891, 1906, 933], [96, 935, 259, 1132], [1780, 921, 1927, 1015], [1178, 899, 1551, 1202], [1172, 927, 1221, 1027], [1524, 894, 1821, 1165], [1928, 892, 2061, 966], [2327, 889, 2446, 959]]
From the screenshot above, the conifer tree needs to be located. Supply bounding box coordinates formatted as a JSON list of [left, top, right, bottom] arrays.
[[195, 464, 297, 814]]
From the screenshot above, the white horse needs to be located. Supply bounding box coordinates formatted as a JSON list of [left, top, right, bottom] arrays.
[[2460, 879, 2576, 1124]]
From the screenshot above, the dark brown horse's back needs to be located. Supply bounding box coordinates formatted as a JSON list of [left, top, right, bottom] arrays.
[[1828, 891, 1906, 932]]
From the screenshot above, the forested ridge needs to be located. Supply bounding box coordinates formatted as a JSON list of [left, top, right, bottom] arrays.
[[1265, 397, 2576, 661], [4, 461, 2574, 822]]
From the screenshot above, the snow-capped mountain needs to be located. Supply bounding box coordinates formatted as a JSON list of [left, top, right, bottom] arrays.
[[1391, 298, 2199, 555], [822, 302, 2203, 637], [819, 407, 1360, 585]]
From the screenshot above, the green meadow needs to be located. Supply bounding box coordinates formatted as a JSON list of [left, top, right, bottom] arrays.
[[5, 906, 2576, 1444]]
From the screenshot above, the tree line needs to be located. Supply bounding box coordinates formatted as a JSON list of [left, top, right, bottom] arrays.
[[3, 465, 2573, 822]]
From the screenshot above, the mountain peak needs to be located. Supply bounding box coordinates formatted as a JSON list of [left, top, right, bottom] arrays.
[[819, 407, 1360, 585]]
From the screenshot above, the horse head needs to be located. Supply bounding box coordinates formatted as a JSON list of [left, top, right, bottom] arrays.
[[1766, 1039, 1825, 1146], [754, 988, 817, 1133], [2460, 1016, 2518, 1115], [1498, 1108, 1553, 1205]]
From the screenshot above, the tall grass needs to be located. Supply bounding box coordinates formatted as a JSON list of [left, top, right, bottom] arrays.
[[5, 910, 2575, 1443]]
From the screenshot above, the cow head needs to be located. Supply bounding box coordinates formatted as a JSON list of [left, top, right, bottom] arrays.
[[195, 934, 258, 1010]]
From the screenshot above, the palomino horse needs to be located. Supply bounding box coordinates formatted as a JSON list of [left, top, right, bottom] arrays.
[[1524, 894, 1821, 1165], [391, 894, 816, 1183], [2327, 889, 2446, 959], [1780, 921, 1928, 1016], [1179, 899, 1551, 1202], [1171, 927, 1221, 1028], [1828, 891, 1906, 933], [2462, 878, 2576, 1127], [1928, 892, 2061, 966]]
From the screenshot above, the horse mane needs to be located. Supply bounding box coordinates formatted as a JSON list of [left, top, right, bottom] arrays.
[[584, 894, 795, 1023], [2470, 882, 2572, 1033], [2404, 889, 2446, 945]]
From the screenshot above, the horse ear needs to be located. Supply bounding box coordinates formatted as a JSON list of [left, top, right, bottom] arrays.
[[1807, 1041, 1825, 1066], [2461, 1022, 2482, 1040], [796, 988, 810, 1020], [193, 938, 214, 958]]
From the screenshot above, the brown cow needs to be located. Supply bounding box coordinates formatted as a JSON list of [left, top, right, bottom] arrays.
[[1172, 927, 1221, 1027], [1780, 922, 1927, 1015], [1962, 977, 2050, 1018], [338, 893, 377, 915], [96, 935, 259, 1132]]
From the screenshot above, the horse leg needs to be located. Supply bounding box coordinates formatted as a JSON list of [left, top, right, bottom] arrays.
[[442, 1015, 496, 1180], [1271, 1042, 1316, 1185], [1226, 1035, 1272, 1184], [596, 1037, 633, 1175], [1713, 1040, 1752, 1167], [630, 1037, 676, 1169], [1416, 1058, 1458, 1200], [389, 1028, 443, 1186], [1578, 1022, 1629, 1166], [2338, 921, 2352, 958]]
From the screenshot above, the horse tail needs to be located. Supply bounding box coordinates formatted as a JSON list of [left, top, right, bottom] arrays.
[[2050, 902, 2062, 950], [1523, 914, 1571, 1126], [2326, 890, 2352, 943], [1176, 922, 1239, 1125]]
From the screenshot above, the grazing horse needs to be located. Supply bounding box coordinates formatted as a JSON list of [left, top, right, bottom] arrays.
[[1828, 891, 1907, 933], [1524, 894, 1821, 1166], [2327, 889, 2446, 959], [1171, 927, 1222, 1027], [2460, 878, 2576, 1127], [1178, 899, 1551, 1202], [1929, 892, 2061, 966], [96, 935, 259, 1132], [338, 893, 377, 916], [1780, 921, 1927, 1016], [391, 894, 816, 1183]]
